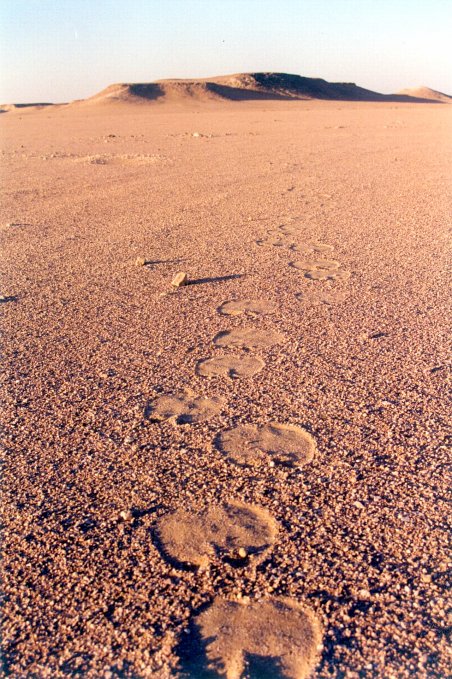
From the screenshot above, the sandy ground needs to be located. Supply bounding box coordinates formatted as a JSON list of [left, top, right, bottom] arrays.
[[1, 99, 451, 678]]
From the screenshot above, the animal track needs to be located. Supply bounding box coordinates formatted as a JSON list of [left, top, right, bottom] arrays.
[[156, 501, 278, 567], [217, 299, 275, 316], [192, 596, 322, 679], [305, 268, 351, 282], [196, 355, 265, 379], [290, 258, 340, 272], [290, 241, 334, 256], [144, 392, 224, 424], [215, 422, 317, 467], [214, 328, 285, 349], [255, 236, 287, 248], [290, 258, 350, 282]]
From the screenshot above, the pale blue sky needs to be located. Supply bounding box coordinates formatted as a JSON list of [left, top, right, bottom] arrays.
[[1, 0, 451, 103]]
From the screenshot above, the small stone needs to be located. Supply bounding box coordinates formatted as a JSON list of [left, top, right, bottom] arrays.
[[357, 589, 371, 599], [135, 256, 146, 266], [192, 132, 201, 138], [119, 510, 132, 522], [353, 501, 365, 509], [238, 547, 247, 559], [171, 271, 188, 287]]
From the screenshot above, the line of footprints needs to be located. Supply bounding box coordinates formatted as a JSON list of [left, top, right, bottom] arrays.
[[145, 224, 350, 678]]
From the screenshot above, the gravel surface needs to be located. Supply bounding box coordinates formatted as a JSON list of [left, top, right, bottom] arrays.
[[1, 100, 451, 677]]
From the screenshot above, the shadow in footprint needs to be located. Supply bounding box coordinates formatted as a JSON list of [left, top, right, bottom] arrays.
[[189, 274, 244, 286], [245, 653, 287, 678], [176, 608, 219, 679], [151, 526, 198, 573], [177, 618, 295, 679]]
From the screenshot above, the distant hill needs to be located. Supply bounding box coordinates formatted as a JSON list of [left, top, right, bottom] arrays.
[[79, 73, 441, 106], [0, 102, 53, 113], [2, 74, 450, 111], [397, 86, 452, 103]]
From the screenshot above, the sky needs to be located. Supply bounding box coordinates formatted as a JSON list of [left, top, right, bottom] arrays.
[[0, 0, 451, 103]]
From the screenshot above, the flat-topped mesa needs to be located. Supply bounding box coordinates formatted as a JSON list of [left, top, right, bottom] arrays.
[[83, 72, 389, 104], [82, 74, 451, 106], [2, 74, 450, 112]]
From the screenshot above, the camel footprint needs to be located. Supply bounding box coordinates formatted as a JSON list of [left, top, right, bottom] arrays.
[[156, 500, 278, 568], [214, 327, 285, 349], [290, 257, 350, 282], [196, 355, 265, 379], [189, 596, 322, 679], [217, 299, 275, 316], [215, 422, 317, 468], [144, 391, 224, 424]]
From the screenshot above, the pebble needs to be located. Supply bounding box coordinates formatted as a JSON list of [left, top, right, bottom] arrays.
[[171, 272, 188, 287], [118, 510, 132, 522], [135, 256, 146, 266], [357, 589, 371, 599]]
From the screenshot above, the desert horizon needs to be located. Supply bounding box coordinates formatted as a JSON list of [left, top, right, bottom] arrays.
[[2, 71, 452, 111]]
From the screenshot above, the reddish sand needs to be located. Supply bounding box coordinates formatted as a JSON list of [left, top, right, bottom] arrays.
[[1, 95, 451, 677]]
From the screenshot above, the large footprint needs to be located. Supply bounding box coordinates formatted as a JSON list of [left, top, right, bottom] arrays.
[[196, 355, 265, 379], [291, 242, 334, 256], [295, 289, 348, 306], [290, 258, 340, 272], [217, 299, 275, 317], [156, 501, 278, 567], [290, 258, 350, 282], [305, 269, 351, 282], [192, 596, 322, 679], [215, 422, 316, 467], [255, 236, 288, 248], [214, 328, 285, 350], [144, 392, 224, 424]]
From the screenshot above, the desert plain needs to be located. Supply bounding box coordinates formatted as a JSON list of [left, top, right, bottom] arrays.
[[0, 79, 451, 678]]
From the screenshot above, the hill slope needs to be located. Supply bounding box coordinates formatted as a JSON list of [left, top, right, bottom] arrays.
[[397, 86, 452, 103], [78, 73, 443, 106]]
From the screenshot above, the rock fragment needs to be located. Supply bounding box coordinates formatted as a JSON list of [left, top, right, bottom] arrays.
[[171, 271, 188, 287]]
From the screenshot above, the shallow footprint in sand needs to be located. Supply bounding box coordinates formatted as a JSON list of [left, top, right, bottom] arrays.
[[196, 355, 264, 379], [295, 288, 348, 306], [191, 596, 322, 679], [278, 224, 300, 237], [305, 268, 351, 282], [144, 392, 224, 424], [309, 241, 334, 254], [255, 236, 287, 248], [156, 501, 278, 567], [291, 241, 334, 256], [218, 299, 275, 317], [290, 258, 340, 272], [214, 328, 285, 350], [215, 422, 316, 467]]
